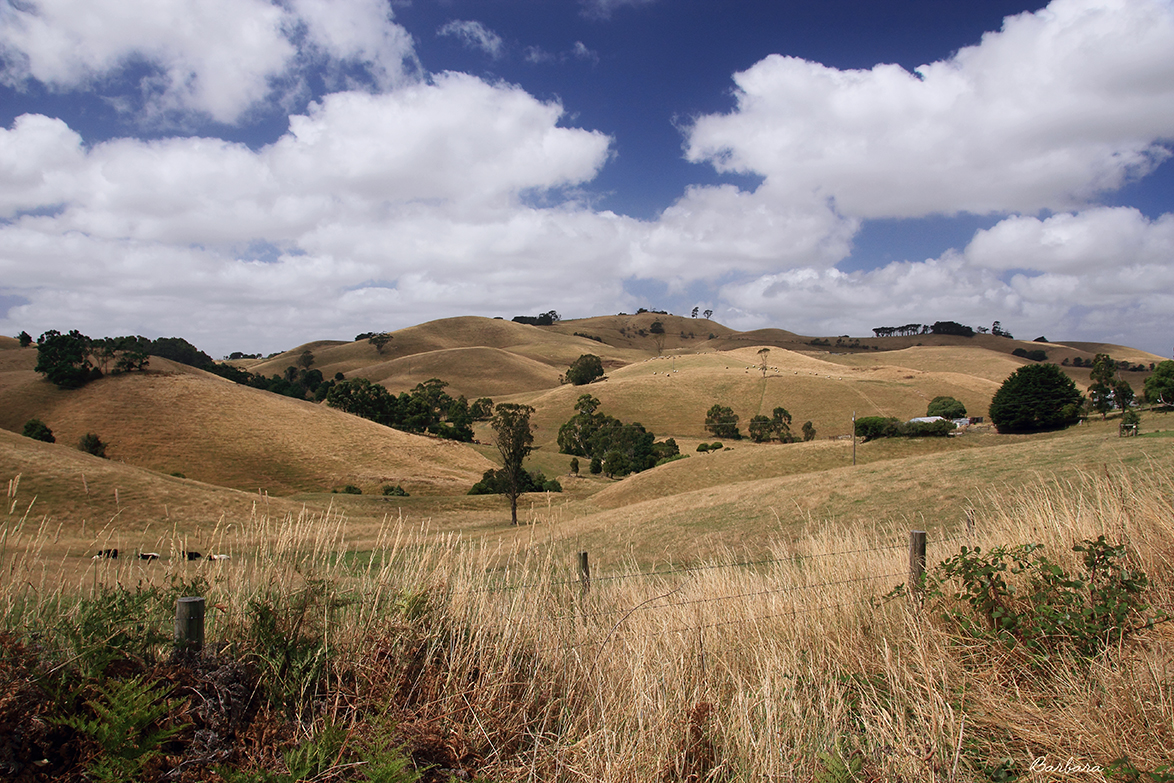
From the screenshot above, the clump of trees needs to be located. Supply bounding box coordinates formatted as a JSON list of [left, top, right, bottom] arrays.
[[34, 330, 104, 388], [988, 363, 1083, 433], [557, 394, 679, 477], [748, 407, 796, 443], [854, 417, 956, 441], [871, 321, 975, 338], [512, 311, 560, 326], [326, 377, 483, 442], [563, 354, 604, 386], [704, 404, 740, 439], [1012, 348, 1048, 362]]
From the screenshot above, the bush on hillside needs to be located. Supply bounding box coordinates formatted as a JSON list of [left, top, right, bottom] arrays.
[[22, 418, 55, 443], [989, 363, 1084, 433], [382, 484, 409, 496], [78, 433, 107, 458], [468, 468, 560, 495], [802, 421, 817, 441]]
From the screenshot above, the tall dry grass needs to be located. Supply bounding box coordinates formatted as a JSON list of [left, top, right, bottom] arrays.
[[3, 462, 1172, 781]]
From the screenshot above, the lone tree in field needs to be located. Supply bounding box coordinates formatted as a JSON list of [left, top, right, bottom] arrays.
[[491, 403, 535, 525], [1145, 360, 1174, 406], [926, 396, 966, 419], [989, 363, 1083, 433], [757, 348, 770, 378], [368, 332, 392, 354], [564, 354, 604, 385], [650, 320, 666, 355]]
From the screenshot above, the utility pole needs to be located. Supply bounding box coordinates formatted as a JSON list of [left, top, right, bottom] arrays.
[[852, 411, 856, 466]]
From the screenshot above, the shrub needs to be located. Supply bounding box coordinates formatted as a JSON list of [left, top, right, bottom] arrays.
[[589, 456, 602, 474], [22, 418, 55, 443], [801, 421, 816, 441], [382, 484, 409, 496], [339, 485, 362, 495], [854, 416, 899, 441], [708, 441, 723, 451], [696, 443, 710, 453], [569, 457, 579, 474], [77, 433, 107, 458], [923, 536, 1160, 658]]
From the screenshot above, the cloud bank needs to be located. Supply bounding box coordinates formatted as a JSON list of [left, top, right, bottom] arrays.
[[1, 0, 1172, 357]]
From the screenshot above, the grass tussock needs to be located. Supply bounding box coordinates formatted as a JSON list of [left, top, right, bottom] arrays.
[[1, 462, 1173, 781]]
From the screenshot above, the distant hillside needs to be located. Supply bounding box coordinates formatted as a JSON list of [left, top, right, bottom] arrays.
[[0, 354, 493, 496]]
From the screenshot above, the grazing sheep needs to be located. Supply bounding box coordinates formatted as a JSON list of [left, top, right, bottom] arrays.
[[139, 552, 160, 560], [208, 554, 231, 561], [184, 551, 202, 560], [92, 548, 118, 560]]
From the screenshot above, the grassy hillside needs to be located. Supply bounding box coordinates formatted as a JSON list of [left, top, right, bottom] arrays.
[[0, 355, 493, 496]]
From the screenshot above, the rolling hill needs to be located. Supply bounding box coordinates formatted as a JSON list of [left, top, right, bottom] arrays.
[[2, 315, 1169, 569]]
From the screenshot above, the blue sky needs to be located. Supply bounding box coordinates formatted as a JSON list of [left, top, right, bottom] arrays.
[[1, 0, 1172, 357]]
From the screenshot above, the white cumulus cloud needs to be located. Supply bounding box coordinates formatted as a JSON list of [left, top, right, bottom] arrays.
[[685, 0, 1174, 219], [0, 0, 417, 124]]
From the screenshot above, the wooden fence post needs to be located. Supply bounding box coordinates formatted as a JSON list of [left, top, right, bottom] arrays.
[[175, 596, 205, 656], [578, 551, 591, 596], [909, 531, 927, 603]]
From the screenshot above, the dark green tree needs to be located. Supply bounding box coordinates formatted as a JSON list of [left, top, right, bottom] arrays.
[[564, 354, 604, 385], [297, 350, 315, 369], [17, 330, 32, 347], [470, 397, 495, 420], [22, 418, 54, 443], [1088, 353, 1118, 419], [35, 329, 99, 388], [704, 404, 740, 439], [801, 421, 817, 442], [989, 363, 1084, 433], [78, 433, 107, 458], [491, 403, 535, 525], [1144, 360, 1174, 406], [926, 396, 966, 419]]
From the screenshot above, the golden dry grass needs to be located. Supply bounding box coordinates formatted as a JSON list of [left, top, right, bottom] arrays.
[[0, 358, 493, 496], [6, 454, 1170, 781]]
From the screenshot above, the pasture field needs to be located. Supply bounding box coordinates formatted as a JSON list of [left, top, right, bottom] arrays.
[[1, 316, 1171, 781]]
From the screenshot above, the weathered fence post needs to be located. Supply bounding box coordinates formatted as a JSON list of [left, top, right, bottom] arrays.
[[578, 551, 591, 596], [909, 531, 927, 604], [175, 596, 205, 656]]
